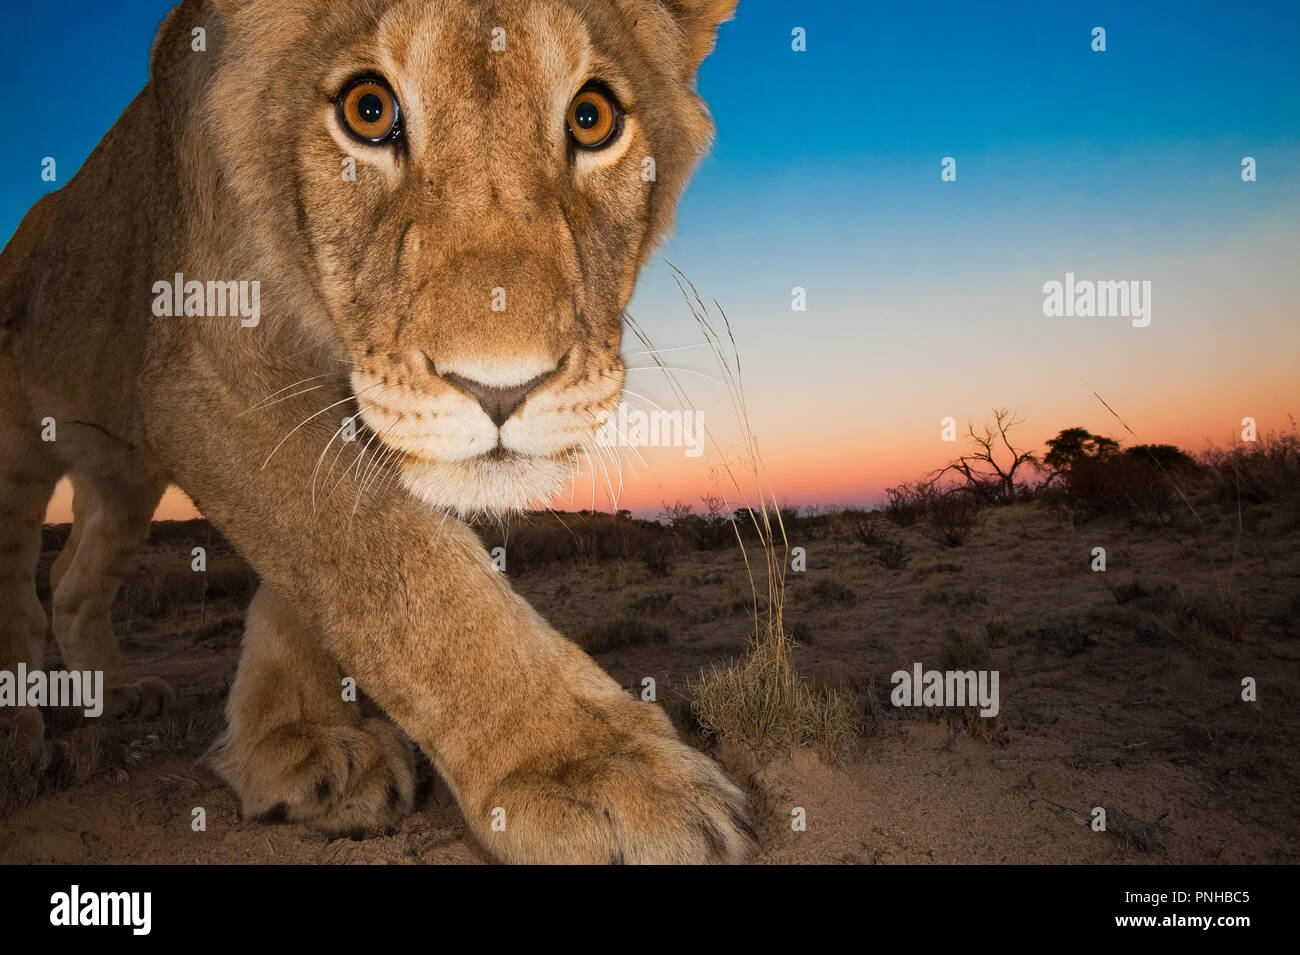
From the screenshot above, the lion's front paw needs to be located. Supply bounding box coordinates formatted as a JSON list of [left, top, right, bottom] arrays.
[[213, 717, 416, 839], [479, 701, 755, 864], [106, 676, 175, 719]]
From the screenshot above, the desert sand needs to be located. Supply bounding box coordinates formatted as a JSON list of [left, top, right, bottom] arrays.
[[1, 498, 1296, 864]]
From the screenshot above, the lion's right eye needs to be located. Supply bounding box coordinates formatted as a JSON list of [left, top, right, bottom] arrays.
[[338, 78, 400, 143]]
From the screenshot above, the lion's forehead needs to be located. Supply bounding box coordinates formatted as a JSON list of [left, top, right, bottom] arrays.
[[260, 0, 643, 91], [378, 0, 599, 80]]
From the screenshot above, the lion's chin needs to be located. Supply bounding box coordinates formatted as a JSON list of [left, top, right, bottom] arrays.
[[396, 451, 568, 519]]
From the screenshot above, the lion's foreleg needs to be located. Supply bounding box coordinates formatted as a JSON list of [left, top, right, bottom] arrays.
[[209, 582, 416, 837]]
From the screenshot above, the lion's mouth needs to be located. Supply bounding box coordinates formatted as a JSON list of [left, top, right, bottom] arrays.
[[387, 443, 571, 517], [345, 369, 615, 516], [385, 442, 544, 467]]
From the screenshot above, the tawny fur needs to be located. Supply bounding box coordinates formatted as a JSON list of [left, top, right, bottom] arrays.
[[0, 0, 749, 863]]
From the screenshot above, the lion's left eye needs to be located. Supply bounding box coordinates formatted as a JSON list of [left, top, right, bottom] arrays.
[[566, 86, 621, 149], [338, 78, 400, 143]]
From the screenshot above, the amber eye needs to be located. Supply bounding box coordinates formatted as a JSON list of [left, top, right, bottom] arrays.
[[566, 86, 620, 149], [339, 78, 399, 143]]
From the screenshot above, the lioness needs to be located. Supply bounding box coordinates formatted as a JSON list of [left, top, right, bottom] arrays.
[[0, 0, 751, 863]]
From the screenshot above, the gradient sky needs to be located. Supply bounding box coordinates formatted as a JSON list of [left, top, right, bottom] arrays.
[[4, 0, 1297, 522]]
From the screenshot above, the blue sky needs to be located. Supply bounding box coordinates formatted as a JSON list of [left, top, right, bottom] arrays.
[[6, 0, 1298, 515], [8, 1, 1297, 241]]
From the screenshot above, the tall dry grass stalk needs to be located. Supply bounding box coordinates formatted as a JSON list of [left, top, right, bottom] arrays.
[[624, 265, 858, 762]]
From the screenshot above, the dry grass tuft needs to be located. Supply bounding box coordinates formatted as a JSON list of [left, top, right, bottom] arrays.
[[628, 268, 860, 763], [985, 613, 1011, 647], [689, 630, 859, 763]]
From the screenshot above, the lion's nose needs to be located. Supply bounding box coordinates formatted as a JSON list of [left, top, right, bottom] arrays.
[[442, 370, 553, 427]]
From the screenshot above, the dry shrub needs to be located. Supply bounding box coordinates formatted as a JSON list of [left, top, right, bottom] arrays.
[[1201, 423, 1300, 527], [937, 627, 992, 672], [1115, 578, 1252, 644], [639, 540, 674, 578], [933, 629, 1006, 745], [985, 614, 1011, 647], [845, 509, 910, 569], [883, 482, 924, 527], [1163, 589, 1253, 644], [1059, 452, 1184, 522], [919, 485, 979, 547], [874, 536, 910, 570]]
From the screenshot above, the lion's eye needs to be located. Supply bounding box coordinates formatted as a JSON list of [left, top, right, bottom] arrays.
[[339, 78, 399, 143], [566, 86, 620, 149]]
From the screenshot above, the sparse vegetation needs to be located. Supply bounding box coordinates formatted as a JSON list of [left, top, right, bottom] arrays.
[[931, 629, 1007, 745], [792, 578, 858, 607], [576, 616, 670, 653], [937, 627, 992, 672], [922, 585, 989, 609], [1202, 422, 1300, 527], [846, 509, 910, 569], [911, 561, 962, 580], [11, 413, 1298, 860], [1, 713, 221, 817]]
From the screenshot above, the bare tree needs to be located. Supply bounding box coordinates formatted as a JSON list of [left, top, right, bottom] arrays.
[[659, 500, 693, 524], [699, 493, 726, 520], [933, 408, 1040, 503]]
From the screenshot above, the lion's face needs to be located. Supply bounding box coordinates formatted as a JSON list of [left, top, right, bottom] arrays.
[[204, 0, 734, 515]]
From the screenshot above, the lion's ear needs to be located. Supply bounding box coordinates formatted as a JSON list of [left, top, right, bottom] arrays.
[[662, 0, 738, 77]]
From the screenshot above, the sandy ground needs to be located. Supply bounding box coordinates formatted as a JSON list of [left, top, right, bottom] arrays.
[[1, 501, 1296, 864]]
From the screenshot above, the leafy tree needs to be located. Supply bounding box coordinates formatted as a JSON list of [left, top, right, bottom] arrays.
[[1122, 443, 1196, 470], [1043, 427, 1120, 474]]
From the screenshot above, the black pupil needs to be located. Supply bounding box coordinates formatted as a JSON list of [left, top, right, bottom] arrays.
[[574, 100, 600, 130], [358, 92, 385, 125]]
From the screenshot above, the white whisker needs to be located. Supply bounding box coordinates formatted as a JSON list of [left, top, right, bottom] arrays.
[[623, 365, 731, 388], [238, 373, 336, 418], [622, 343, 712, 358]]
